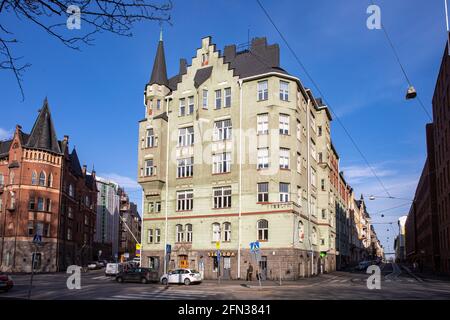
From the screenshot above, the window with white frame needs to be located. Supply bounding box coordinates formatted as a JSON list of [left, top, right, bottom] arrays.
[[311, 140, 317, 161], [176, 224, 184, 242], [279, 183, 290, 202], [202, 89, 208, 109], [310, 196, 317, 217], [188, 96, 195, 114], [310, 113, 316, 132], [145, 159, 154, 176], [69, 184, 74, 197], [155, 229, 161, 243], [279, 148, 290, 169], [212, 152, 231, 174], [213, 119, 232, 141], [178, 127, 194, 146], [202, 52, 209, 66], [257, 219, 268, 241], [297, 187, 302, 206], [280, 80, 289, 101], [177, 190, 193, 211], [312, 227, 318, 245], [147, 229, 153, 243], [311, 167, 317, 187], [297, 153, 302, 173], [213, 186, 232, 209], [257, 80, 268, 101], [212, 223, 221, 242], [146, 128, 155, 148], [215, 90, 222, 109], [257, 148, 269, 169], [296, 121, 302, 140], [177, 157, 194, 178], [224, 88, 231, 107], [31, 171, 37, 185], [47, 173, 53, 188], [298, 221, 305, 242], [179, 98, 186, 116], [186, 224, 193, 242], [257, 114, 269, 135], [279, 114, 290, 135], [157, 99, 161, 110], [257, 182, 269, 202], [223, 222, 231, 242]]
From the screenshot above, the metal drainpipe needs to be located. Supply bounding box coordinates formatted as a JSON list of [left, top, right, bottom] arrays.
[[163, 95, 170, 275], [306, 98, 313, 276], [237, 79, 243, 280]]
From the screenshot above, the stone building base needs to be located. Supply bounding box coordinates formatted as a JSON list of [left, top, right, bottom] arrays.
[[141, 248, 336, 281]]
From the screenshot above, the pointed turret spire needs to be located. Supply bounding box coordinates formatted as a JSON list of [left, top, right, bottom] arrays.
[[26, 98, 62, 154], [149, 34, 169, 87]]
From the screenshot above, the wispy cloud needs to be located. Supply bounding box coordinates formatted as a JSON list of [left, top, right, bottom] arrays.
[[341, 164, 396, 184], [97, 173, 140, 190], [0, 128, 13, 141]]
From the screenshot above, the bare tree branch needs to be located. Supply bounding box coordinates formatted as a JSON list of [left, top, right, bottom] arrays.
[[0, 0, 172, 100]]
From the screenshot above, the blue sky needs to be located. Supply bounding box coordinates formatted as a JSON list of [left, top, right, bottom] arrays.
[[0, 0, 447, 255]]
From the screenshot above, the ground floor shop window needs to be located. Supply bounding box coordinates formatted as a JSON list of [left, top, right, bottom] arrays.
[[32, 252, 42, 270], [148, 256, 160, 270]]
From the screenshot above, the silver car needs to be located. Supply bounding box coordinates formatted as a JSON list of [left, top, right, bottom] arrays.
[[160, 268, 202, 285]]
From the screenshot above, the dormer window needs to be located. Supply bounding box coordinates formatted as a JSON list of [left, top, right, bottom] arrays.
[[201, 53, 209, 66]]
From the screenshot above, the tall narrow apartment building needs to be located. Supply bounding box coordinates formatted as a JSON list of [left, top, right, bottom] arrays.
[[138, 35, 339, 280]]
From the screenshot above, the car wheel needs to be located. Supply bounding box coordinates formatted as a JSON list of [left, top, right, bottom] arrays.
[[184, 278, 191, 286], [141, 278, 148, 284], [161, 278, 168, 285], [116, 277, 123, 283]]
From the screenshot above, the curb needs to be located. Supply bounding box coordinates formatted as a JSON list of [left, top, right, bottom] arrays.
[[400, 266, 424, 283]]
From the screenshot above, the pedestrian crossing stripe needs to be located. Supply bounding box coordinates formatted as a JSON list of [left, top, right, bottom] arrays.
[[96, 290, 216, 300]]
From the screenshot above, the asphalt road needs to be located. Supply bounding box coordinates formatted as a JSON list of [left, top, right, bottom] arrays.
[[1, 263, 449, 300]]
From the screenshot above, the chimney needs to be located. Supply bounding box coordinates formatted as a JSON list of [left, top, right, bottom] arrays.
[[15, 125, 22, 131], [223, 45, 236, 63], [82, 165, 87, 176], [64, 135, 69, 142], [179, 59, 187, 75]]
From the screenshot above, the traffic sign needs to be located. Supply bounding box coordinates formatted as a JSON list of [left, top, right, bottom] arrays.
[[124, 252, 129, 259], [250, 241, 260, 252], [32, 234, 42, 245], [136, 244, 141, 251], [166, 244, 172, 254], [215, 241, 220, 249]]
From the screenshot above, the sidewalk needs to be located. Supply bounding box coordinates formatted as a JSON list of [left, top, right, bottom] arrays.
[[400, 264, 450, 282]]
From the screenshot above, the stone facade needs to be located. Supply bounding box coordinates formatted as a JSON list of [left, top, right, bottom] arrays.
[[137, 35, 382, 280]]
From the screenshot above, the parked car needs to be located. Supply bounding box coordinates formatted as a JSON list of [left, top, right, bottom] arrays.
[[105, 263, 122, 276], [87, 261, 102, 270], [116, 267, 159, 284], [160, 269, 202, 286], [0, 273, 14, 292], [97, 260, 108, 268]]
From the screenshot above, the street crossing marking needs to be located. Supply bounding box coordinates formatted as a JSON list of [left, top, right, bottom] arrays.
[[95, 288, 218, 300]]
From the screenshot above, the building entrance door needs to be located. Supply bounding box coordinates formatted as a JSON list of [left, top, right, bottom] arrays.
[[223, 257, 231, 280], [259, 256, 267, 280]]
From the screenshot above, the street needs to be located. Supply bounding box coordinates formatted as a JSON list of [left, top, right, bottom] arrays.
[[1, 263, 450, 300]]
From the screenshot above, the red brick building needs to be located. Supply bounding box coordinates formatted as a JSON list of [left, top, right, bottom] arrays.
[[432, 41, 450, 274], [406, 38, 449, 275], [0, 99, 97, 272]]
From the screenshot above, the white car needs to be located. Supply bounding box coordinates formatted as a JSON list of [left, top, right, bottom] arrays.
[[105, 263, 121, 276], [160, 269, 202, 285]]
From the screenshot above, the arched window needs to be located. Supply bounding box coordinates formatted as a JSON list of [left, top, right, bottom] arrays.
[[47, 173, 53, 187], [257, 219, 268, 241], [9, 171, 15, 184], [312, 227, 318, 245], [39, 171, 46, 186], [185, 224, 193, 243], [176, 224, 184, 242], [212, 223, 221, 242], [31, 171, 37, 185], [223, 222, 231, 242], [69, 184, 74, 197], [298, 221, 305, 242]]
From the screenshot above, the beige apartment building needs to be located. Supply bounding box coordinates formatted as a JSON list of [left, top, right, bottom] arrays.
[[137, 35, 378, 280]]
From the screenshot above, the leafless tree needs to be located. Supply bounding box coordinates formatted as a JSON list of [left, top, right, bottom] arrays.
[[0, 0, 172, 100]]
